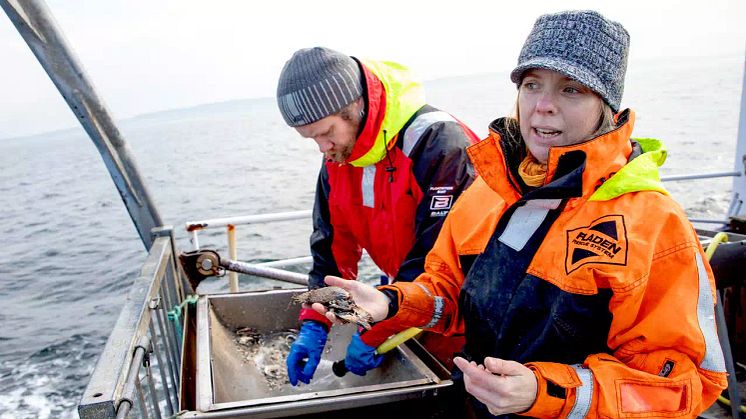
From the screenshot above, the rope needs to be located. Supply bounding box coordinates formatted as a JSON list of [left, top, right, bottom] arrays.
[[167, 294, 198, 343]]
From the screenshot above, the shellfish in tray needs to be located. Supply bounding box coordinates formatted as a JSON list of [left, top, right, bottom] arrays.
[[292, 286, 373, 330]]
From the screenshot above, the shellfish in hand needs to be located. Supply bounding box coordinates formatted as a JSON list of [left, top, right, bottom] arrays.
[[292, 286, 374, 330]]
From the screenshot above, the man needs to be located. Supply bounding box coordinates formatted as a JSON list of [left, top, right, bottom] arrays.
[[277, 47, 477, 385]]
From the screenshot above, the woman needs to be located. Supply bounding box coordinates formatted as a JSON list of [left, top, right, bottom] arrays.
[[312, 10, 727, 417]]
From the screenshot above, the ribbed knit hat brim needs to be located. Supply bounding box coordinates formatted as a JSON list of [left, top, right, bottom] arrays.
[[277, 47, 363, 127], [510, 10, 630, 112]]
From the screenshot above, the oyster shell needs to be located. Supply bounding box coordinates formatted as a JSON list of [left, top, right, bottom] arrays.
[[292, 286, 373, 330]]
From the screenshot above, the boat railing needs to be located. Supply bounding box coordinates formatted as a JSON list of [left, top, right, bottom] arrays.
[[185, 210, 313, 292], [179, 168, 745, 290], [661, 170, 744, 226], [78, 228, 186, 419]]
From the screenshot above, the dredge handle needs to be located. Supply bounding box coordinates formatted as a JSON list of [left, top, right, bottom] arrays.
[[332, 327, 423, 377]]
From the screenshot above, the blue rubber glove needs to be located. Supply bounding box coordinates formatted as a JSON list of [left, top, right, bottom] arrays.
[[286, 321, 328, 385], [344, 332, 384, 376]]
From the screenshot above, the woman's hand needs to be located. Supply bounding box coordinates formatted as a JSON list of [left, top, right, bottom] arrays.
[[309, 276, 391, 323], [453, 356, 538, 416]]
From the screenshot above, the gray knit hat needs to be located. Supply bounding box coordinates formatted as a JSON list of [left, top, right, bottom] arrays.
[[276, 47, 363, 127], [510, 10, 630, 112]]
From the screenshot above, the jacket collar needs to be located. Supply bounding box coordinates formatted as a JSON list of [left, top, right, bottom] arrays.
[[467, 110, 636, 204], [346, 61, 387, 165], [346, 59, 426, 167]]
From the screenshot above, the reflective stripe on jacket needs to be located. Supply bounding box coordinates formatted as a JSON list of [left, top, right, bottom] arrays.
[[375, 110, 727, 418], [299, 59, 478, 328]]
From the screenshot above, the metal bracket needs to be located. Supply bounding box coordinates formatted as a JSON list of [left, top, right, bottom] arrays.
[[178, 249, 224, 291], [148, 297, 161, 310], [151, 225, 175, 239]]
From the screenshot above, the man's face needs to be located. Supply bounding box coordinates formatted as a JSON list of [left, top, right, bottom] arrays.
[[295, 101, 363, 163]]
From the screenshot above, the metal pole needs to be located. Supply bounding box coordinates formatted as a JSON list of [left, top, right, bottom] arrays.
[[143, 353, 163, 419], [689, 218, 729, 225], [116, 336, 151, 418], [190, 230, 200, 251], [660, 171, 741, 182], [185, 209, 312, 232], [133, 378, 151, 419], [1, 0, 162, 250], [257, 256, 314, 268], [148, 316, 174, 416], [715, 291, 742, 419], [730, 45, 746, 218], [220, 259, 309, 286], [154, 293, 180, 390], [227, 225, 239, 292]]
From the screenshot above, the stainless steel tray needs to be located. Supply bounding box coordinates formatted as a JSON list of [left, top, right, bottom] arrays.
[[195, 289, 451, 417]]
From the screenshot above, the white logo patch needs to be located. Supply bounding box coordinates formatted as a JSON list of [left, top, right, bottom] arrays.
[[429, 186, 455, 217], [430, 195, 453, 210]]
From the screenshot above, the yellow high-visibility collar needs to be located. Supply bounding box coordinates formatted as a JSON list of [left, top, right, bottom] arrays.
[[349, 59, 426, 167]]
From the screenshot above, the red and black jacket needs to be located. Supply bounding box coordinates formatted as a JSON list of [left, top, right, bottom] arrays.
[[300, 59, 477, 325]]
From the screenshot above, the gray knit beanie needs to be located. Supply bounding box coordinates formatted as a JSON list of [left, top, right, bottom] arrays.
[[276, 47, 363, 127], [510, 10, 630, 112]]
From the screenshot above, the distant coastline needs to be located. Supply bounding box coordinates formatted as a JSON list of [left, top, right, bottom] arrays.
[[1, 52, 741, 143]]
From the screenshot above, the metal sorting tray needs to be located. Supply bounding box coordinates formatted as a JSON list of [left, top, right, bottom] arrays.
[[196, 289, 450, 416]]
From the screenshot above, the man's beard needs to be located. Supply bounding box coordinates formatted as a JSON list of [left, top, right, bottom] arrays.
[[325, 142, 354, 163], [325, 107, 363, 163]]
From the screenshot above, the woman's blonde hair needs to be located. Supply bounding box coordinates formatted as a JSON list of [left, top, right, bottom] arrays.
[[594, 103, 616, 138]]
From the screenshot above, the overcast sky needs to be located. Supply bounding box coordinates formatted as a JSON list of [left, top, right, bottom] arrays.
[[1, 0, 745, 139]]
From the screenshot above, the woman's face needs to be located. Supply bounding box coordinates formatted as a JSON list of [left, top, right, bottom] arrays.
[[518, 69, 604, 163]]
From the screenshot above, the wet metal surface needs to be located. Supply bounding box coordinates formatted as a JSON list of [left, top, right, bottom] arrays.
[[196, 289, 446, 416]]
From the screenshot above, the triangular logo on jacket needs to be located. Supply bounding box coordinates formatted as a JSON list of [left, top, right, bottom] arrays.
[[565, 214, 628, 274]]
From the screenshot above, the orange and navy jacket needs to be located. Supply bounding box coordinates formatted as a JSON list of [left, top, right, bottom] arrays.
[[372, 110, 727, 418], [299, 59, 478, 325]]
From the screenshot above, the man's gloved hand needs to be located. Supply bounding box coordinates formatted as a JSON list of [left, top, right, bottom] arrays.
[[286, 320, 328, 385], [344, 332, 384, 376]]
